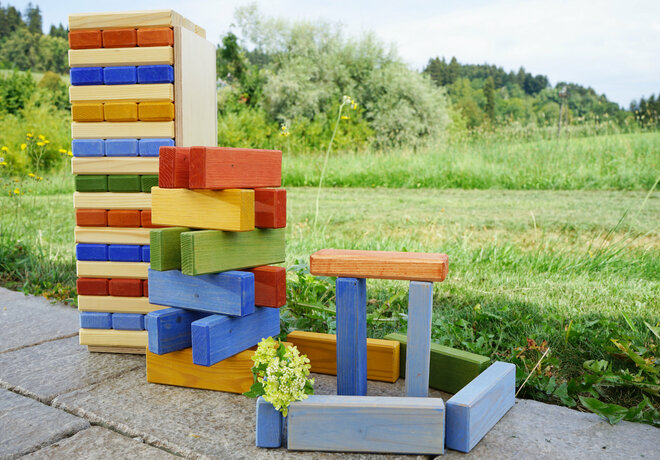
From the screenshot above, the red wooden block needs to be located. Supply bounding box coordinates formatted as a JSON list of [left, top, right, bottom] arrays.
[[107, 210, 141, 227], [69, 30, 102, 49], [108, 278, 143, 297], [188, 147, 282, 189], [137, 27, 173, 47], [158, 147, 190, 188], [77, 277, 108, 296], [255, 188, 286, 228], [76, 209, 108, 227], [140, 210, 166, 228], [102, 28, 137, 48], [247, 266, 286, 308], [142, 279, 149, 297]]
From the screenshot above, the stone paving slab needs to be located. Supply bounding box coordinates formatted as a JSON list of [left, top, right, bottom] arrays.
[[0, 388, 89, 459], [22, 426, 178, 459], [0, 336, 143, 404], [0, 287, 78, 353]]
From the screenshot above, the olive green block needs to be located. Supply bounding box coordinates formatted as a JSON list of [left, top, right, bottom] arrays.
[[75, 175, 108, 192]]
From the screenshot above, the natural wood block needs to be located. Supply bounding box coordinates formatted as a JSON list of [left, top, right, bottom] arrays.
[[336, 278, 367, 396], [69, 84, 174, 103], [104, 102, 138, 122], [79, 328, 147, 348], [69, 46, 174, 67], [158, 146, 189, 188], [310, 249, 449, 282], [71, 121, 174, 139], [188, 147, 282, 189], [68, 10, 205, 38], [69, 30, 102, 49], [107, 210, 141, 228], [255, 188, 286, 229], [76, 277, 108, 296], [138, 101, 174, 121], [108, 175, 142, 193], [78, 295, 162, 314], [109, 278, 143, 297], [76, 209, 107, 227], [87, 346, 145, 354], [246, 266, 286, 308], [140, 175, 158, 192], [151, 187, 254, 231], [77, 261, 149, 279], [72, 102, 104, 122], [72, 157, 159, 175], [74, 226, 150, 245], [75, 175, 107, 192], [180, 228, 286, 276], [102, 28, 137, 48], [149, 227, 190, 271], [74, 192, 151, 210], [137, 27, 174, 46]]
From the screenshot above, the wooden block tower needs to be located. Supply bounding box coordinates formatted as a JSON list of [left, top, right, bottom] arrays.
[[69, 10, 217, 353]]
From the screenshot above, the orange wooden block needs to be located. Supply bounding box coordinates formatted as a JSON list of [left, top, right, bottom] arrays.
[[72, 103, 104, 122], [255, 188, 286, 229], [137, 27, 173, 47], [77, 277, 108, 296], [69, 30, 102, 49], [138, 102, 174, 121], [188, 147, 282, 189], [142, 279, 149, 297], [104, 102, 138, 122], [107, 210, 141, 227], [140, 210, 165, 228], [158, 147, 189, 188], [76, 209, 108, 227], [102, 28, 137, 48], [109, 278, 143, 297], [247, 266, 286, 308]]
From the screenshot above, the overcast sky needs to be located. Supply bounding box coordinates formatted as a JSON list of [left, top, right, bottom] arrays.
[[17, 0, 660, 107]]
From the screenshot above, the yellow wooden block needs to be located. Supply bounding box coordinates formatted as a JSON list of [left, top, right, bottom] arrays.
[[104, 102, 138, 122], [70, 84, 173, 103], [73, 192, 152, 210], [71, 102, 104, 122], [77, 261, 149, 279], [151, 187, 254, 231], [79, 328, 147, 348], [75, 226, 151, 245], [72, 157, 159, 175], [286, 330, 400, 383], [78, 295, 164, 314], [138, 101, 174, 121], [68, 46, 173, 67], [71, 121, 174, 139]]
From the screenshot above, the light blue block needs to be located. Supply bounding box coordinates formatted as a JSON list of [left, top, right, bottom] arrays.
[[76, 243, 108, 261], [105, 139, 138, 157], [80, 312, 112, 329], [108, 244, 142, 262], [72, 139, 104, 157], [145, 308, 209, 355], [256, 397, 283, 448], [336, 277, 367, 396], [138, 138, 174, 157], [112, 313, 145, 330], [103, 66, 137, 85], [405, 281, 433, 397], [141, 246, 150, 262]]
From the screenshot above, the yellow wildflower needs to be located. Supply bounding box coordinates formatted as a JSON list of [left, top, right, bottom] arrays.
[[13, 188, 20, 195], [28, 173, 35, 177], [38, 134, 45, 140], [26, 132, 33, 138], [21, 143, 27, 150], [44, 140, 50, 144], [36, 141, 45, 147], [0, 161, 7, 166], [59, 148, 67, 154], [1, 146, 8, 152], [341, 115, 350, 120], [67, 151, 73, 157]]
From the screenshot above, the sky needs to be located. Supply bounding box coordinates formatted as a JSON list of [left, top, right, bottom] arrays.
[[16, 0, 660, 107]]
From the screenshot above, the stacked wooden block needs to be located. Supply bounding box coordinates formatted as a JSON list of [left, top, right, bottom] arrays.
[[145, 146, 287, 393], [70, 10, 216, 352]]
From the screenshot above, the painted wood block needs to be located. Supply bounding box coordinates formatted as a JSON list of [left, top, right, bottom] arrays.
[[188, 146, 282, 189], [107, 210, 140, 227], [286, 331, 400, 383], [140, 175, 158, 192], [112, 313, 145, 330], [148, 268, 255, 316], [71, 121, 174, 139], [108, 278, 143, 297], [149, 227, 190, 271], [68, 46, 174, 68], [87, 346, 145, 354], [69, 83, 173, 103], [145, 307, 209, 354], [80, 312, 113, 329], [138, 138, 173, 157], [384, 332, 491, 394], [70, 67, 104, 86], [336, 277, 367, 396], [75, 175, 107, 192], [256, 397, 282, 448], [79, 328, 147, 348], [151, 187, 254, 231], [78, 295, 162, 314], [76, 243, 108, 261], [72, 139, 104, 157], [74, 226, 150, 245], [108, 175, 141, 192], [142, 279, 149, 297], [72, 157, 159, 175], [71, 102, 104, 122], [104, 102, 138, 122], [76, 209, 108, 227], [74, 192, 151, 210], [69, 30, 102, 49], [77, 261, 149, 279], [446, 361, 516, 453], [287, 395, 445, 455], [69, 10, 205, 37], [137, 27, 174, 47], [180, 229, 284, 276], [105, 138, 138, 157], [137, 65, 174, 84], [191, 307, 280, 366], [158, 146, 189, 187], [102, 28, 137, 48], [405, 281, 433, 397], [103, 66, 137, 85], [142, 245, 150, 262], [246, 266, 286, 308], [254, 188, 286, 229], [76, 277, 108, 296], [140, 210, 164, 228], [108, 244, 142, 262], [310, 249, 449, 282], [138, 101, 174, 121]]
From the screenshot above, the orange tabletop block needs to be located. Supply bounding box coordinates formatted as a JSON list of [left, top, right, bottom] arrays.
[[107, 210, 141, 227], [72, 103, 105, 122], [137, 27, 173, 47], [104, 102, 138, 122], [139, 210, 165, 228], [69, 30, 102, 49], [102, 28, 137, 48], [76, 209, 108, 227], [138, 101, 174, 121]]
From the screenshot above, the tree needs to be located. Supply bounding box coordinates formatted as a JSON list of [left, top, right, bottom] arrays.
[[446, 57, 460, 85], [25, 3, 41, 35], [0, 4, 24, 40], [49, 23, 67, 39], [483, 76, 495, 124]]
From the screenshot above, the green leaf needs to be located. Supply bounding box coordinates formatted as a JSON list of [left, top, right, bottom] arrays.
[[644, 321, 660, 340], [579, 396, 628, 424], [243, 381, 265, 398], [276, 341, 287, 360]]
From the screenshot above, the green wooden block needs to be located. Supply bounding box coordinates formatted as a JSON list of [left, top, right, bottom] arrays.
[[384, 332, 490, 394], [181, 228, 285, 276], [75, 175, 107, 192], [140, 175, 159, 193], [149, 227, 190, 271], [108, 175, 141, 193]]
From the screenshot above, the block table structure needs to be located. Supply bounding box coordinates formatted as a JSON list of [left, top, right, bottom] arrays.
[[70, 9, 217, 353]]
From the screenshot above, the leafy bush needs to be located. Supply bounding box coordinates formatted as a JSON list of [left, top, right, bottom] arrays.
[[37, 71, 68, 111], [0, 70, 36, 114]]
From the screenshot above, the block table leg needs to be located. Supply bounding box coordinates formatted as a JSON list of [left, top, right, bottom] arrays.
[[336, 277, 367, 396], [405, 281, 433, 397], [256, 397, 283, 448]]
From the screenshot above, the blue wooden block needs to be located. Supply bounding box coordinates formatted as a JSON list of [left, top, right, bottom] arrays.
[[72, 139, 104, 157], [405, 281, 433, 397], [191, 307, 280, 366], [138, 138, 173, 157], [103, 66, 137, 85], [336, 277, 367, 396], [108, 244, 142, 262], [137, 65, 174, 84], [112, 313, 145, 330], [80, 312, 113, 329], [287, 395, 445, 454], [141, 245, 150, 262], [145, 308, 209, 354], [76, 244, 108, 261], [148, 268, 255, 316], [70, 67, 103, 86], [105, 139, 138, 157], [446, 361, 516, 453], [256, 397, 283, 448]]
